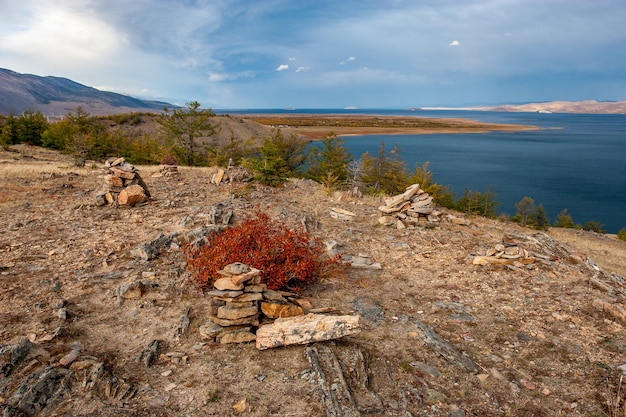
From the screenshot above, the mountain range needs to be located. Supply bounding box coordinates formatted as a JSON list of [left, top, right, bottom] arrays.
[[2, 67, 625, 116], [0, 68, 172, 116]]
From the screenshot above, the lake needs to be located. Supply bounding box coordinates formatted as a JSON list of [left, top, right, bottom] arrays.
[[220, 109, 626, 233]]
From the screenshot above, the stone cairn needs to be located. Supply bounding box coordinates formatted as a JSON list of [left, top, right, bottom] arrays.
[[200, 262, 360, 348], [472, 234, 538, 266], [95, 157, 150, 207], [151, 164, 179, 177], [377, 183, 440, 228], [201, 262, 305, 344]]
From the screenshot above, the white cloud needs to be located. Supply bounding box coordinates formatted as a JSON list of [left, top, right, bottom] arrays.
[[288, 57, 297, 61], [295, 66, 310, 73], [276, 64, 289, 71], [208, 73, 229, 82], [339, 56, 357, 65], [449, 40, 460, 46]]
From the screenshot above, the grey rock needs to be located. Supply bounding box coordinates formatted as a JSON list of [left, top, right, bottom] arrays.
[[136, 340, 162, 368], [353, 298, 384, 325], [1, 338, 33, 377], [410, 361, 441, 377], [388, 242, 411, 251], [208, 202, 233, 225]]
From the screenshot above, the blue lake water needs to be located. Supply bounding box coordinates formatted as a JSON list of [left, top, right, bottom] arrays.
[[218, 109, 626, 233]]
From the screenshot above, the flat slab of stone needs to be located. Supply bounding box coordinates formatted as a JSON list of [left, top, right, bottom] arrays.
[[255, 313, 360, 350], [217, 305, 259, 320]]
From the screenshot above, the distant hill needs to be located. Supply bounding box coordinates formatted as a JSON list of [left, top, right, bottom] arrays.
[[0, 68, 173, 116], [478, 100, 626, 114]]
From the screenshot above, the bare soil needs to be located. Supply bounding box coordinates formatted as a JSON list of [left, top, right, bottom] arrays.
[[1, 144, 626, 416]]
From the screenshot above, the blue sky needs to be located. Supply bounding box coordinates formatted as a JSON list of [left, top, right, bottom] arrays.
[[1, 0, 625, 108]]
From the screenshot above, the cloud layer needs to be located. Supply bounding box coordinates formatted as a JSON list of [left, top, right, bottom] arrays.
[[1, 0, 625, 108]]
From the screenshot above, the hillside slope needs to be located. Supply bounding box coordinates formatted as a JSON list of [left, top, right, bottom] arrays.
[[0, 68, 171, 116], [0, 145, 625, 416]]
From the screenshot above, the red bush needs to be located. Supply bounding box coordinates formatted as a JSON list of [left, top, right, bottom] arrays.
[[183, 209, 338, 292]]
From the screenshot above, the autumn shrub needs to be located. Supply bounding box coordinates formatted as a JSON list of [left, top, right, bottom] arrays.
[[160, 155, 179, 166], [182, 209, 338, 292]]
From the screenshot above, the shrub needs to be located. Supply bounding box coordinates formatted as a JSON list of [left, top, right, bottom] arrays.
[[160, 155, 179, 166], [617, 228, 626, 242], [182, 209, 339, 292]]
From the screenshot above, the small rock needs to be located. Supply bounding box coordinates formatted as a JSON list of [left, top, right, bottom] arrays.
[[59, 349, 81, 367], [164, 383, 177, 392], [233, 397, 248, 413], [117, 281, 146, 299]]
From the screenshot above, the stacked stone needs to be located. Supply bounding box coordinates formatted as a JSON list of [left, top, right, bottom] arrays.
[[377, 183, 440, 228], [159, 164, 179, 176], [201, 262, 306, 344], [95, 157, 150, 207], [472, 240, 536, 266]]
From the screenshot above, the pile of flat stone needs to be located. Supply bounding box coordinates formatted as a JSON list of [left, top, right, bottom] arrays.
[[377, 183, 439, 228], [200, 262, 360, 348], [201, 262, 305, 344], [95, 157, 150, 207], [472, 237, 536, 266], [153, 164, 178, 177]]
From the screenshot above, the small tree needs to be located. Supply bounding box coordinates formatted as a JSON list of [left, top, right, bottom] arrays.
[[0, 113, 19, 149], [158, 101, 219, 166], [407, 161, 441, 197], [532, 204, 550, 230], [306, 132, 352, 190], [515, 196, 536, 226], [617, 228, 626, 242], [360, 142, 408, 195], [456, 187, 499, 218], [582, 221, 606, 234], [245, 129, 308, 186], [16, 110, 48, 146], [554, 208, 575, 228]]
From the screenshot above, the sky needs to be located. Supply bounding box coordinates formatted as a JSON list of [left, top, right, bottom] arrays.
[[1, 0, 626, 109]]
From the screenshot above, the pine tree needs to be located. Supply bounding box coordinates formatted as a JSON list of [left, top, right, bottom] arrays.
[[306, 132, 352, 189], [554, 208, 575, 228]]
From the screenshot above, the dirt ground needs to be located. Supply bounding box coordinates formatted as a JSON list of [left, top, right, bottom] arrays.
[[1, 144, 626, 416]]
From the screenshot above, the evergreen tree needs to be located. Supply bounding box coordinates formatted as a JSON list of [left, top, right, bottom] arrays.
[[532, 204, 550, 230], [16, 110, 48, 146], [0, 113, 19, 149], [554, 208, 575, 228], [360, 142, 408, 195], [306, 132, 352, 189], [245, 129, 308, 186], [514, 196, 536, 226], [158, 101, 219, 166]]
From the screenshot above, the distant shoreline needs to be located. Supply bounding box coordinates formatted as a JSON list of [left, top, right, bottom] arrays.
[[240, 114, 539, 139]]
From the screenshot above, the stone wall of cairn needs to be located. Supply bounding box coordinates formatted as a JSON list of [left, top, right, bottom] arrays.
[[200, 262, 307, 344], [95, 157, 151, 207], [377, 183, 440, 228]]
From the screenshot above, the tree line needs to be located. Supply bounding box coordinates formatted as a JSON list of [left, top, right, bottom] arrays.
[[1, 103, 623, 238]]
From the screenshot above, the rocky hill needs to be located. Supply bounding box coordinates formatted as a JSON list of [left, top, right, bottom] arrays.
[[0, 144, 625, 416], [0, 68, 171, 116], [481, 100, 626, 114]]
